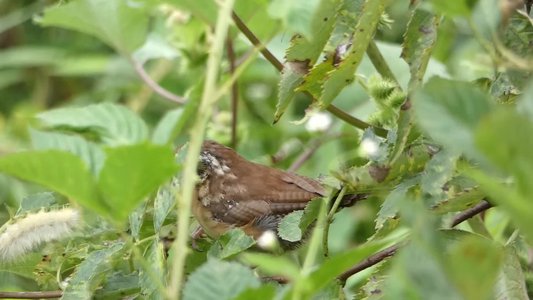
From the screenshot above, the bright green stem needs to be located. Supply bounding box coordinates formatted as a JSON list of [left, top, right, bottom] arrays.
[[366, 41, 399, 86], [166, 1, 235, 299], [292, 193, 332, 300], [323, 187, 347, 257]]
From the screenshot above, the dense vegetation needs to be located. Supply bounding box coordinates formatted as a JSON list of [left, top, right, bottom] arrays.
[[0, 0, 532, 299]]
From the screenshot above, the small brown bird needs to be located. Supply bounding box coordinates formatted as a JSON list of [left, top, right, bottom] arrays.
[[192, 140, 362, 246]]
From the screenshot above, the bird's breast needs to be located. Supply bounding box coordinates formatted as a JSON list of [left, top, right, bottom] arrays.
[[192, 188, 231, 238]]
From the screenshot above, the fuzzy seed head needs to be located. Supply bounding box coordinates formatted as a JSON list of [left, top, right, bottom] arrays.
[[0, 208, 80, 262]]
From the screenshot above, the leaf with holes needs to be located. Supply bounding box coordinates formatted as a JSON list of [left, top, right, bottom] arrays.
[[401, 9, 439, 90], [62, 243, 125, 299], [274, 0, 340, 122], [299, 0, 388, 108]]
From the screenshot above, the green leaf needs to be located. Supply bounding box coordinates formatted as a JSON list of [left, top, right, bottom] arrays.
[[0, 253, 43, 279], [294, 56, 335, 104], [429, 0, 477, 17], [300, 198, 322, 232], [0, 150, 102, 214], [420, 150, 458, 197], [152, 109, 184, 145], [94, 272, 139, 299], [385, 237, 461, 299], [37, 103, 149, 146], [233, 284, 277, 300], [283, 0, 339, 63], [299, 242, 384, 297], [273, 0, 340, 122], [494, 247, 529, 300], [475, 109, 533, 196], [413, 77, 492, 159], [300, 0, 388, 107], [0, 46, 65, 68], [62, 242, 125, 300], [38, 0, 148, 54], [133, 33, 180, 65], [516, 80, 533, 121], [153, 181, 177, 232], [152, 97, 201, 145], [376, 177, 418, 229], [401, 8, 439, 90], [18, 192, 56, 214], [274, 67, 306, 123], [466, 168, 533, 241], [446, 236, 503, 300], [174, 0, 217, 25], [129, 201, 146, 241], [139, 241, 165, 300], [431, 188, 485, 214], [30, 129, 105, 175], [268, 0, 323, 40], [182, 258, 260, 300], [97, 144, 178, 223], [241, 252, 301, 281], [208, 229, 255, 259], [278, 210, 304, 242], [471, 0, 500, 38]]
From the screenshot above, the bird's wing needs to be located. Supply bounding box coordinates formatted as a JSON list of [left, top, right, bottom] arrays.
[[209, 197, 313, 226], [279, 172, 326, 196]]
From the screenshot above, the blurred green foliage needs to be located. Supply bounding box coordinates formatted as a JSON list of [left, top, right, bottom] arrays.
[[0, 0, 532, 299]]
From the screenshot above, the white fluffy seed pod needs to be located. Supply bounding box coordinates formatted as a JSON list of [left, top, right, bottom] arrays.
[[0, 208, 80, 262]]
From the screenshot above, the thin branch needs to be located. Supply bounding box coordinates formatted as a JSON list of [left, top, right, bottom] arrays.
[[326, 105, 388, 138], [337, 199, 495, 282], [451, 200, 493, 228], [231, 11, 283, 71], [288, 134, 332, 172], [366, 41, 399, 85], [231, 11, 388, 137], [0, 291, 62, 299], [226, 36, 239, 148], [338, 244, 399, 283], [131, 59, 187, 105]]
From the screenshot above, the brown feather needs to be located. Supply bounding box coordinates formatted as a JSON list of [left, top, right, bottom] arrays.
[[194, 141, 334, 242]]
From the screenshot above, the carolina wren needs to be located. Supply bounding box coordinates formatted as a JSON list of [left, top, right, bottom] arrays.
[[192, 140, 362, 246]]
